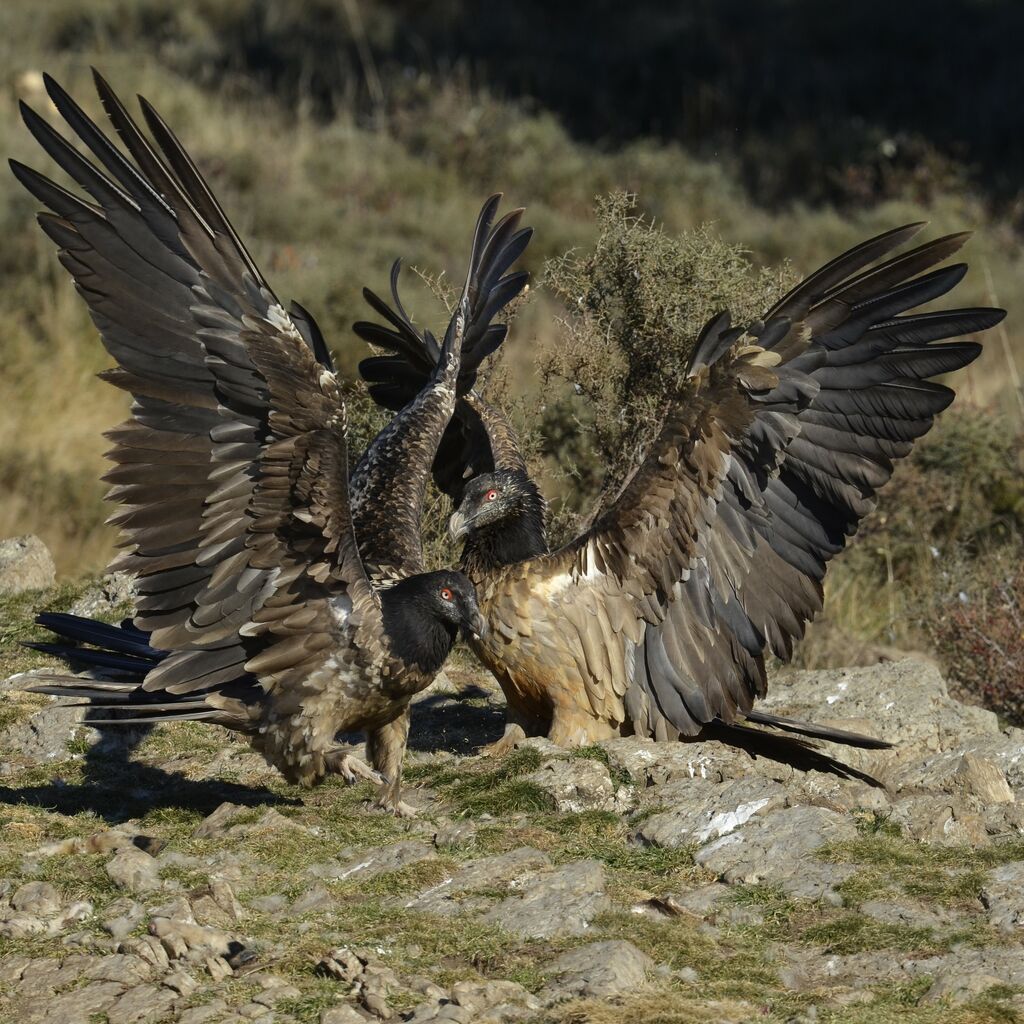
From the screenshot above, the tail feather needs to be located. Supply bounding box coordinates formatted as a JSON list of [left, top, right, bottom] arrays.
[[15, 613, 233, 726], [741, 708, 892, 749]]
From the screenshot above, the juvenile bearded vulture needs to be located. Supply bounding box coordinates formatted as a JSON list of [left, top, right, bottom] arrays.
[[10, 72, 527, 811], [357, 221, 1005, 753]]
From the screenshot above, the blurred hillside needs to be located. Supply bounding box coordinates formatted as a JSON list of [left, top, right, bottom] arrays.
[[0, 0, 1022, 703]]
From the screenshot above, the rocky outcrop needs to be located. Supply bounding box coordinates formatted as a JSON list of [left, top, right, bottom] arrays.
[[2, 648, 1023, 1022]]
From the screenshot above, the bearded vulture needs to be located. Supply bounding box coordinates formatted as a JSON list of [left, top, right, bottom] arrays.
[[9, 72, 527, 811], [357, 220, 1005, 754]]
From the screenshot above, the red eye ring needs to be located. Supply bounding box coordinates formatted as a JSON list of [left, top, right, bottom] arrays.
[[486, 489, 499, 501], [440, 587, 454, 601]]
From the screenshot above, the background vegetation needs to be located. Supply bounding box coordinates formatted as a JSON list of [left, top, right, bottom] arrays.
[[1, 0, 1022, 718]]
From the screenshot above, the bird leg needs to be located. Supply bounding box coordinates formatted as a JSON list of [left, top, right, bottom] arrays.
[[366, 709, 417, 817], [325, 749, 385, 786]]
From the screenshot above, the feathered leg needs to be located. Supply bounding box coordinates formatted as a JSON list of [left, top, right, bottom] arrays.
[[366, 709, 416, 816]]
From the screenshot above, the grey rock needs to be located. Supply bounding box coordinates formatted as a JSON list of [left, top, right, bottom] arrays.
[[189, 878, 245, 927], [193, 802, 306, 840], [0, 669, 104, 764], [69, 572, 135, 618], [779, 861, 856, 904], [403, 847, 551, 915], [526, 757, 633, 812], [83, 953, 152, 986], [695, 805, 857, 885], [178, 1003, 230, 1024], [761, 660, 998, 763], [320, 1007, 369, 1024], [0, 534, 55, 594], [432, 820, 478, 849], [37, 980, 125, 1024], [11, 880, 60, 915], [889, 793, 989, 846], [981, 861, 1024, 933], [481, 860, 609, 939], [309, 841, 436, 882], [105, 847, 160, 892], [540, 940, 653, 1001], [859, 898, 961, 929], [105, 983, 177, 1024], [636, 776, 787, 847], [601, 735, 787, 789]]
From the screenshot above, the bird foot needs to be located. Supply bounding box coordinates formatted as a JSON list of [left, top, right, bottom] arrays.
[[328, 752, 385, 786], [477, 722, 528, 758], [374, 797, 419, 818]]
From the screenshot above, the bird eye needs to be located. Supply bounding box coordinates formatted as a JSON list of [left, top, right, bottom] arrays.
[[486, 489, 499, 501], [440, 587, 454, 601]]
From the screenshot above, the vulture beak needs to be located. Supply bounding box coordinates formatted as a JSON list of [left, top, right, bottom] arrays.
[[448, 509, 469, 542], [463, 607, 489, 641]]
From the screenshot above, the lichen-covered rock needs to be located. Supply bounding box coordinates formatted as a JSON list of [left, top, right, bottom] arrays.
[[695, 805, 858, 885], [540, 940, 654, 1001], [0, 535, 55, 594], [481, 860, 610, 939], [981, 862, 1024, 933], [403, 847, 551, 916], [636, 776, 788, 848], [526, 756, 633, 812]]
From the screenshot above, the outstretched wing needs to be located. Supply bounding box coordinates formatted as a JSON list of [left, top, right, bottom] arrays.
[[355, 196, 532, 504], [11, 71, 387, 702], [525, 225, 1003, 738]]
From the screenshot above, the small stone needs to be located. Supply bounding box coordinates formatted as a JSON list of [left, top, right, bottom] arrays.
[[106, 847, 160, 892], [636, 776, 788, 848], [695, 805, 857, 885], [11, 881, 61, 915], [310, 841, 436, 882], [0, 535, 56, 594], [540, 940, 654, 1000], [178, 1003, 229, 1024], [206, 955, 233, 981], [925, 972, 1006, 1004], [432, 819, 478, 848]]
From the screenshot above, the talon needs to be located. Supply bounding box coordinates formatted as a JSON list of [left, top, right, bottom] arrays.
[[331, 752, 385, 786]]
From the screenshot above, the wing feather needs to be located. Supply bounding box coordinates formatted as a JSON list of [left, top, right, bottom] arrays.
[[14, 72, 390, 712]]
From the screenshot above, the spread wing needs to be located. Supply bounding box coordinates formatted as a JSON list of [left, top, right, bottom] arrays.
[[355, 197, 532, 504], [524, 225, 1004, 738], [11, 71, 389, 702]]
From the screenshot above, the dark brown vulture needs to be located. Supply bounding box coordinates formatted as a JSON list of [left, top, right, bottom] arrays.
[[9, 72, 527, 811], [357, 221, 1005, 754]]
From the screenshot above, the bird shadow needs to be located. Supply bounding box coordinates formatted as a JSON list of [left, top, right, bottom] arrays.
[[407, 684, 505, 755], [0, 709, 296, 825]]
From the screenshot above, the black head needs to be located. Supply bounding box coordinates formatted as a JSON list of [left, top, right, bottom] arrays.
[[379, 570, 486, 680], [448, 469, 544, 543], [385, 569, 486, 640]]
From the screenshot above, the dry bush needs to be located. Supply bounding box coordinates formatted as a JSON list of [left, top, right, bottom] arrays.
[[536, 192, 794, 537], [923, 559, 1024, 725]]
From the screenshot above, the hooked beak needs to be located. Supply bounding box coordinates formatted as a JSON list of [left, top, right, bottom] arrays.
[[448, 509, 470, 542], [463, 607, 489, 641]]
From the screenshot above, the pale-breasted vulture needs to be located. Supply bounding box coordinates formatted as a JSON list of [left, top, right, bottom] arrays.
[[357, 220, 1004, 755]]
